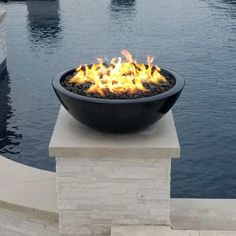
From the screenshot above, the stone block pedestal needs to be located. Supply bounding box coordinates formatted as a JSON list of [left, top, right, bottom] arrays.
[[49, 107, 180, 236]]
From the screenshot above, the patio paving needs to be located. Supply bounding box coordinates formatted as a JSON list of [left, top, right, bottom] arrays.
[[111, 226, 236, 236]]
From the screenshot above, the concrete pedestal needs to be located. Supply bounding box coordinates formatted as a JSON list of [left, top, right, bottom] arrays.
[[0, 10, 6, 74], [49, 107, 180, 236]]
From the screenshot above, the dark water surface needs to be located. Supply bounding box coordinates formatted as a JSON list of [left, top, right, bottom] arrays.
[[0, 0, 235, 198]]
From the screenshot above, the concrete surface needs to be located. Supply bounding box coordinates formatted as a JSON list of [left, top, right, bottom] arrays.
[[49, 106, 180, 158], [0, 155, 58, 235], [111, 226, 236, 236], [171, 199, 236, 231], [0, 155, 57, 217], [0, 10, 7, 73], [0, 206, 58, 236]]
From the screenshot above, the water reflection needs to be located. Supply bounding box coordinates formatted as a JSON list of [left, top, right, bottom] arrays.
[[110, 0, 136, 9], [26, 0, 62, 47], [221, 0, 236, 5], [110, 0, 136, 15], [221, 0, 236, 18], [109, 0, 137, 49], [201, 0, 236, 18], [0, 68, 21, 157]]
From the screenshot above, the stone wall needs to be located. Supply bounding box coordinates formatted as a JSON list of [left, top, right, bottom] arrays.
[[57, 157, 171, 236], [0, 10, 6, 73]]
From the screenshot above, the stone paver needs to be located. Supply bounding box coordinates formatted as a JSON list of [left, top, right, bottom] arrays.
[[111, 226, 236, 236], [111, 226, 198, 236], [199, 231, 236, 236]]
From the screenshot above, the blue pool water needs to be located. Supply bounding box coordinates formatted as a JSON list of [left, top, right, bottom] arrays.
[[0, 0, 235, 198]]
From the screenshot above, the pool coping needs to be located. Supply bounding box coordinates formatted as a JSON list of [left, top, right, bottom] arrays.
[[0, 155, 58, 220]]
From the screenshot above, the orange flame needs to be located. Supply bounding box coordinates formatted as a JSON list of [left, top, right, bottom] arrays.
[[69, 50, 167, 96]]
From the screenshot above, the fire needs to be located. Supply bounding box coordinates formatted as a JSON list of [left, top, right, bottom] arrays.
[[69, 50, 167, 96]]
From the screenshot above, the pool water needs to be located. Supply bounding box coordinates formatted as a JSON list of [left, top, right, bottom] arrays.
[[0, 0, 235, 198]]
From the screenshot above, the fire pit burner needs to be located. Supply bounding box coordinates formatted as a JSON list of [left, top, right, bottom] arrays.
[[62, 69, 175, 99], [61, 50, 175, 99], [52, 50, 184, 133]]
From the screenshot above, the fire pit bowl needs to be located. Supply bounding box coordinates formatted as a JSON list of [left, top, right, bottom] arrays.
[[52, 66, 184, 133]]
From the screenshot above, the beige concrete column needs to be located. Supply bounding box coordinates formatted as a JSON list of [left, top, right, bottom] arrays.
[[49, 106, 180, 236], [0, 10, 7, 73]]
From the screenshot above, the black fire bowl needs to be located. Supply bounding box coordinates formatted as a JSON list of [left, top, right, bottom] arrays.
[[52, 66, 184, 133]]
